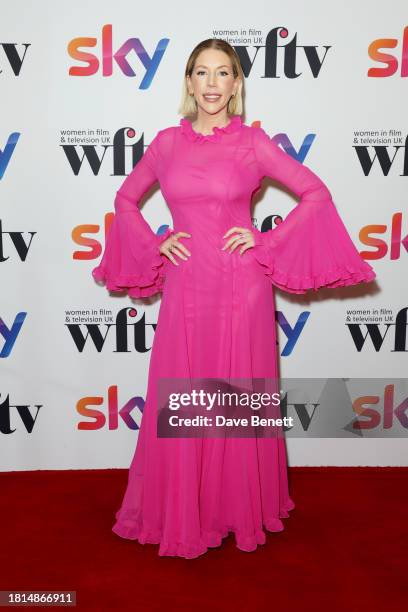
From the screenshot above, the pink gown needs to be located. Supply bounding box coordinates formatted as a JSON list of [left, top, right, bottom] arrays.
[[92, 114, 376, 559]]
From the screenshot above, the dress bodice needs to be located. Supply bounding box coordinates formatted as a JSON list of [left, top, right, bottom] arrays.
[[92, 115, 376, 297]]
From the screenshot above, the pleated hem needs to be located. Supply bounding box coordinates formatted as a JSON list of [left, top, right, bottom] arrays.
[[111, 498, 295, 559]]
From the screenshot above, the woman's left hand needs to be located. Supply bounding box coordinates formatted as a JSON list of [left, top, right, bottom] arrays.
[[222, 227, 256, 255]]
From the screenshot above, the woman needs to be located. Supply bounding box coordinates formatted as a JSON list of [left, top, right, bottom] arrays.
[[92, 39, 376, 559]]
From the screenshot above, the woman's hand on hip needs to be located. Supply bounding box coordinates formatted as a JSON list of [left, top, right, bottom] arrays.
[[222, 227, 256, 255], [160, 231, 192, 266]]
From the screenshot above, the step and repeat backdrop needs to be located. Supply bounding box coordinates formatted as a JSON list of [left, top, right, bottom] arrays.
[[1, 1, 407, 469]]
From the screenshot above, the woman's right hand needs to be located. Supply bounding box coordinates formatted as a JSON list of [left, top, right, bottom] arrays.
[[159, 231, 192, 266]]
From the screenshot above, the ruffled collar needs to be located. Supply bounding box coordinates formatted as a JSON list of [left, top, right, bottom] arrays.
[[179, 114, 243, 143]]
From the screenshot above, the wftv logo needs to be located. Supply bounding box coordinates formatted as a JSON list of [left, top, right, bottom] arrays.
[[354, 135, 408, 176], [0, 42, 30, 76], [66, 307, 157, 353], [0, 220, 36, 262], [347, 307, 408, 352], [61, 127, 147, 176], [0, 394, 42, 434], [234, 26, 331, 78]]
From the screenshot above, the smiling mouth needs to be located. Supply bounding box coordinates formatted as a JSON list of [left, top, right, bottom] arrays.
[[203, 94, 222, 101]]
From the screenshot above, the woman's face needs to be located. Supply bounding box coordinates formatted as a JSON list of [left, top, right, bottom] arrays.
[[186, 48, 240, 116]]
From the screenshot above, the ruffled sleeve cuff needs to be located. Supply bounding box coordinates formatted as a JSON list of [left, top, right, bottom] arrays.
[[251, 198, 376, 294], [92, 212, 175, 298]]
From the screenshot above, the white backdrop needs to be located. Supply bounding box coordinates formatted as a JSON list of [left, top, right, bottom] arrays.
[[1, 0, 407, 469]]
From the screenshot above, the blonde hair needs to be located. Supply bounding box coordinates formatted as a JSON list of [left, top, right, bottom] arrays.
[[178, 38, 244, 117]]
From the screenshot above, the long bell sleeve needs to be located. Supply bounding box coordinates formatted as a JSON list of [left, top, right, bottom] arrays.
[[250, 127, 376, 294], [92, 130, 174, 298]]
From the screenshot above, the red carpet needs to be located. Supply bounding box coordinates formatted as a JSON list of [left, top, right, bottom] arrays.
[[1, 467, 406, 611]]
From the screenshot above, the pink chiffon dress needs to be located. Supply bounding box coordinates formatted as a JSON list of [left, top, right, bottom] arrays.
[[92, 114, 376, 559]]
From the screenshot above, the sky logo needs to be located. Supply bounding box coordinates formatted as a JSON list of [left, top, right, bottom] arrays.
[[67, 24, 169, 88], [0, 133, 20, 180]]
